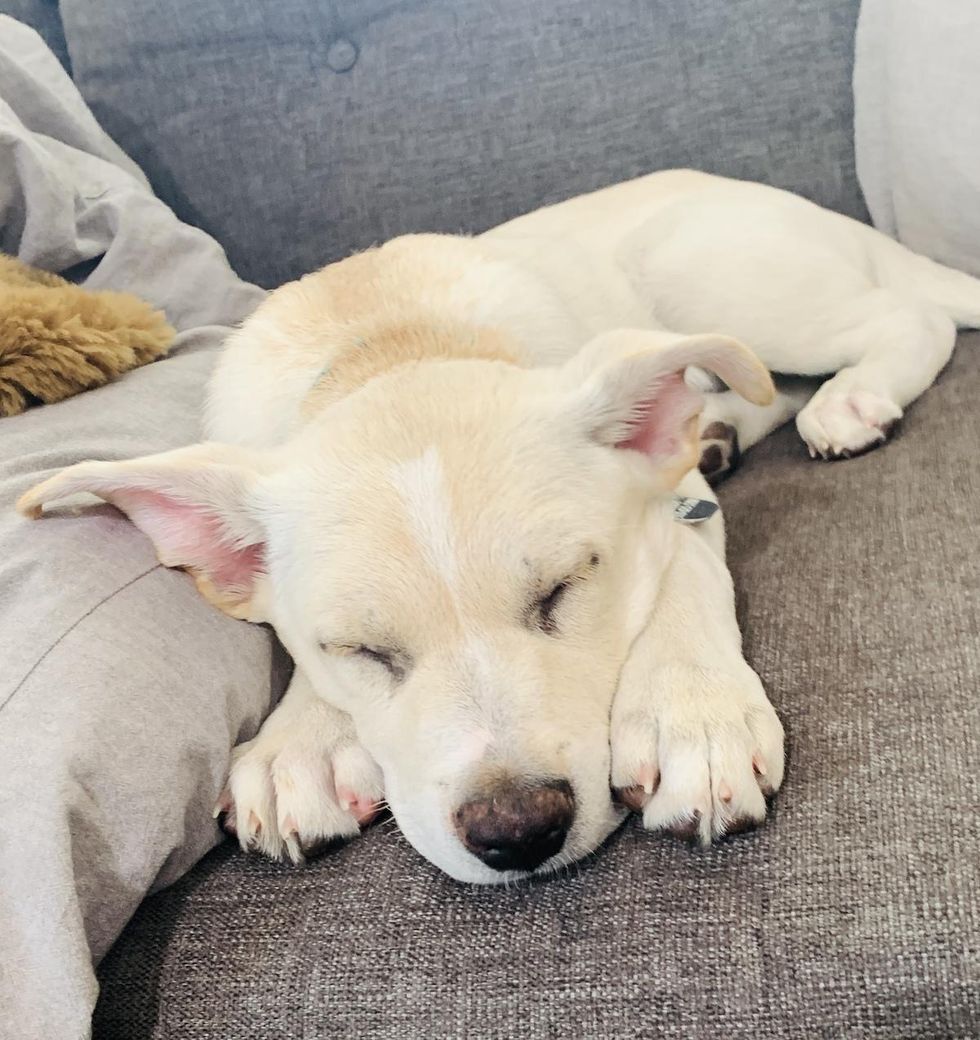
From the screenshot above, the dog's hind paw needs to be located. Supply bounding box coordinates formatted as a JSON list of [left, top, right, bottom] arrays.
[[796, 388, 901, 460], [698, 420, 741, 485], [215, 704, 384, 864]]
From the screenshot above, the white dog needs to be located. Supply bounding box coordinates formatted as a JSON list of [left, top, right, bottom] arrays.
[[19, 170, 980, 883]]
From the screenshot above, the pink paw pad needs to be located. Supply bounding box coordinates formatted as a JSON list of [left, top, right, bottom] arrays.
[[336, 787, 381, 826], [213, 790, 237, 834], [614, 764, 660, 811]]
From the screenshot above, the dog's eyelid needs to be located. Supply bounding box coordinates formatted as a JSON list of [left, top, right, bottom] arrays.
[[318, 638, 410, 682], [529, 552, 600, 635], [542, 550, 601, 594], [532, 580, 567, 636], [317, 637, 391, 654]]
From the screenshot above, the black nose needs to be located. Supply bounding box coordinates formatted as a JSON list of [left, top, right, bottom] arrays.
[[453, 778, 575, 872]]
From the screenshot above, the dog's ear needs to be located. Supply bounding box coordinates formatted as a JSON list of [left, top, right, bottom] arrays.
[[565, 330, 773, 488], [17, 443, 275, 621]]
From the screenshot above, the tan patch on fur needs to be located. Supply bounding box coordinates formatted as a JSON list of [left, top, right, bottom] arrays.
[[189, 568, 255, 621], [222, 236, 523, 424], [303, 319, 520, 414], [657, 412, 704, 490], [0, 255, 174, 416], [292, 238, 522, 413]]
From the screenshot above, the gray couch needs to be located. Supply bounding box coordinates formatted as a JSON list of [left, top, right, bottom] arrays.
[[7, 2, 979, 1038]]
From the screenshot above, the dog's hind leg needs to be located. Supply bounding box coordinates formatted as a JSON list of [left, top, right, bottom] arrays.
[[697, 378, 815, 484], [795, 292, 956, 460]]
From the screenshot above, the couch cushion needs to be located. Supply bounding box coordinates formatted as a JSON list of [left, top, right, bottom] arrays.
[[93, 334, 980, 1039], [59, 0, 867, 288]]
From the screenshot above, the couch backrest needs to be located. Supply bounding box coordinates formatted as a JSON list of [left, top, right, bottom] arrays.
[[55, 0, 866, 288]]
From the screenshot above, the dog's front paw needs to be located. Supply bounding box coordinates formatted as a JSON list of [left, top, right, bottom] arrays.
[[796, 387, 901, 460], [611, 663, 784, 845], [214, 704, 384, 864]]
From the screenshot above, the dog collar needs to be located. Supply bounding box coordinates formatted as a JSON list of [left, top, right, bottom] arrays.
[[672, 496, 719, 524]]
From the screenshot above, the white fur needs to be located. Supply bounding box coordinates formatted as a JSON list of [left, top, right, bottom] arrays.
[[217, 670, 383, 864], [389, 447, 459, 591], [21, 170, 980, 883]]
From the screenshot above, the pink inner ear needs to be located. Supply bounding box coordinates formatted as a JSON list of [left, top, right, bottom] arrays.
[[110, 488, 265, 597], [618, 372, 701, 458]]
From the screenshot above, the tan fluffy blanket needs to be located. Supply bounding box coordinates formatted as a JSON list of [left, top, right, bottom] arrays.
[[0, 255, 174, 416]]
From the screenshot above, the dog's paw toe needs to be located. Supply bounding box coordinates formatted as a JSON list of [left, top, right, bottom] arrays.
[[613, 762, 660, 812], [698, 421, 741, 485], [797, 389, 901, 460], [216, 731, 383, 864], [612, 666, 784, 845]]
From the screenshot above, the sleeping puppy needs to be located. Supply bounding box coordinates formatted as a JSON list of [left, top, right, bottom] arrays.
[[20, 170, 980, 883]]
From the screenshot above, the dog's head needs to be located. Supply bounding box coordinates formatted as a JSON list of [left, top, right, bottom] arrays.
[[19, 329, 771, 882]]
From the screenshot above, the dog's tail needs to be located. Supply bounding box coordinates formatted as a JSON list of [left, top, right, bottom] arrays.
[[873, 234, 980, 329]]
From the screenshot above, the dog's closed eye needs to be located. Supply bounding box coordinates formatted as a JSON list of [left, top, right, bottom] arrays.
[[536, 581, 570, 635], [320, 641, 409, 683], [530, 552, 600, 636]]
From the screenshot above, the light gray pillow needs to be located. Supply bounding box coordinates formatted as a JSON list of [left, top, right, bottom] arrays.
[[0, 20, 278, 1039], [855, 0, 980, 276]]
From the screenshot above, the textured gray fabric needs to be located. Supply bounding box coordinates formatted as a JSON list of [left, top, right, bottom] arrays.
[[94, 337, 980, 1039], [855, 0, 980, 277], [0, 21, 276, 1040], [58, 0, 868, 289]]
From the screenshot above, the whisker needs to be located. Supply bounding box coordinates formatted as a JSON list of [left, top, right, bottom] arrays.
[[377, 817, 402, 836]]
